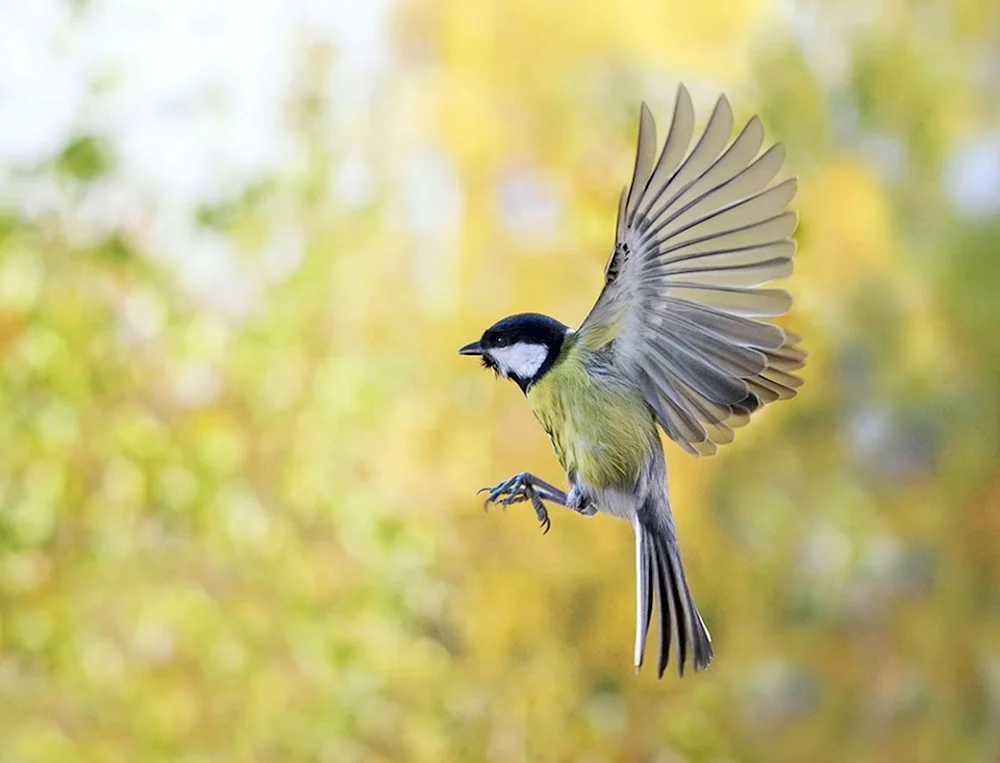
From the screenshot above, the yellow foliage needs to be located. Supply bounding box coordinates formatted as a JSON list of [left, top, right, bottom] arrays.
[[798, 161, 894, 286]]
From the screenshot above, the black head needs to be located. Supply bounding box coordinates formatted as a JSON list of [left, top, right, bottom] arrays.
[[458, 313, 569, 392]]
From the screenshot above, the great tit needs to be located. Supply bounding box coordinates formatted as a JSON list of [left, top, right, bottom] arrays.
[[459, 85, 804, 678]]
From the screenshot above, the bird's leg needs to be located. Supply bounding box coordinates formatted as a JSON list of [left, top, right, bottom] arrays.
[[478, 472, 572, 534], [566, 484, 597, 517]]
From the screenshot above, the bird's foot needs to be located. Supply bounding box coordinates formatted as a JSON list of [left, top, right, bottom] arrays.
[[477, 472, 554, 534]]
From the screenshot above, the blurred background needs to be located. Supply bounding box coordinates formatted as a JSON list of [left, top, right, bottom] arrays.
[[1, 0, 999, 761]]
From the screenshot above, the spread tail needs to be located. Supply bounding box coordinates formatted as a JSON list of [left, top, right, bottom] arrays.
[[632, 514, 713, 677]]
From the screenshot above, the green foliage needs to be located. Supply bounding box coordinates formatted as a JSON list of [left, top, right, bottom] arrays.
[[55, 136, 110, 183]]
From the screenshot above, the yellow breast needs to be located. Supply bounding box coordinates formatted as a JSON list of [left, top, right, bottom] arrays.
[[527, 348, 658, 490]]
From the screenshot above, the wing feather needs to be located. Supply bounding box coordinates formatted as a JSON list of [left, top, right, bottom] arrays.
[[641, 95, 734, 225], [664, 299, 787, 348], [579, 87, 803, 453], [651, 240, 795, 280], [646, 142, 788, 240], [656, 211, 798, 262], [636, 366, 709, 451], [655, 179, 799, 252], [646, 335, 751, 405], [625, 104, 658, 224], [635, 86, 696, 224], [659, 116, 764, 216]]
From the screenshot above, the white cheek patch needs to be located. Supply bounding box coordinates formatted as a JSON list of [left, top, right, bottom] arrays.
[[489, 343, 548, 379]]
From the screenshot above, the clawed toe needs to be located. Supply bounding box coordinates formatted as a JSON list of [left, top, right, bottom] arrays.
[[527, 489, 551, 534], [476, 473, 553, 533], [533, 501, 551, 534], [501, 490, 528, 506], [480, 478, 519, 511]]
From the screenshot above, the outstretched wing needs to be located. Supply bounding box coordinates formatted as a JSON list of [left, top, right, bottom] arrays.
[[577, 85, 805, 456]]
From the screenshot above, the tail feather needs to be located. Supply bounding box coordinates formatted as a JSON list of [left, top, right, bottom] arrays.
[[651, 534, 676, 676], [633, 516, 713, 677], [633, 528, 656, 669]]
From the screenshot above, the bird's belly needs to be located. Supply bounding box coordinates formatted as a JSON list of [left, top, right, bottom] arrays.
[[589, 485, 638, 519], [528, 371, 657, 496]]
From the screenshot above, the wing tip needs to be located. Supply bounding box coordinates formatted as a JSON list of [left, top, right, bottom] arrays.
[[767, 141, 788, 170], [713, 92, 734, 123], [787, 208, 800, 233], [675, 82, 694, 115]]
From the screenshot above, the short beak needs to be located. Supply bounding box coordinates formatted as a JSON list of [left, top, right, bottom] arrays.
[[458, 340, 483, 356]]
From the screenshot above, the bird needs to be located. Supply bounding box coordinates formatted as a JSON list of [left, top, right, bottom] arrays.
[[458, 84, 805, 678]]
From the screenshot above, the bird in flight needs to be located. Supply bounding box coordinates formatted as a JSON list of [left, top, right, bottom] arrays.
[[459, 85, 804, 677]]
